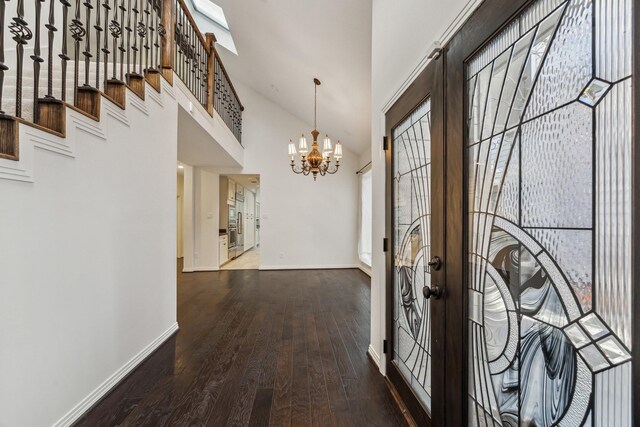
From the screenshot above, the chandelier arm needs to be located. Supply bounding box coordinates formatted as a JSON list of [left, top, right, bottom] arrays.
[[325, 163, 340, 175]]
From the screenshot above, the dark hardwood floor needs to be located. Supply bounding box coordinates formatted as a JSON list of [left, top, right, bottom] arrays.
[[74, 263, 406, 426]]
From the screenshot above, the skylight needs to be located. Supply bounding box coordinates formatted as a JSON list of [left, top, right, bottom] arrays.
[[186, 0, 237, 54], [191, 0, 229, 30]]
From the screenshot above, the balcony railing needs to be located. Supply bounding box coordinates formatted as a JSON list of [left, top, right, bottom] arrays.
[[0, 0, 243, 160]]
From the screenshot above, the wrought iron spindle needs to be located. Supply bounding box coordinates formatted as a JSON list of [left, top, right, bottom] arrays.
[[189, 26, 192, 94], [201, 44, 206, 105], [44, 0, 57, 98], [9, 0, 33, 117], [143, 0, 149, 72], [176, 10, 182, 79], [118, 0, 125, 79], [31, 0, 44, 119], [0, 0, 9, 114], [109, 3, 120, 80], [177, 11, 183, 83], [125, 0, 131, 76], [95, 0, 102, 88], [195, 45, 199, 102], [152, 0, 159, 70], [82, 0, 93, 86], [172, 0, 176, 74], [136, 0, 145, 74], [70, 0, 84, 101], [59, 0, 70, 101], [130, 0, 138, 75], [101, 0, 109, 87]]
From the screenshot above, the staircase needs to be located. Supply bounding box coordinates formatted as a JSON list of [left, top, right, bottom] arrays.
[[0, 0, 243, 166]]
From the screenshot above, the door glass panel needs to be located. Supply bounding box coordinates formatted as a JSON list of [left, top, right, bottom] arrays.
[[392, 98, 432, 411], [465, 0, 633, 425]]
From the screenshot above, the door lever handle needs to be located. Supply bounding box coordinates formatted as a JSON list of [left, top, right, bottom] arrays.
[[423, 285, 443, 300], [428, 256, 442, 271]]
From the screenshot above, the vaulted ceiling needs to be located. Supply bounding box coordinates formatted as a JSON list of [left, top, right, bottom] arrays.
[[211, 0, 372, 154]]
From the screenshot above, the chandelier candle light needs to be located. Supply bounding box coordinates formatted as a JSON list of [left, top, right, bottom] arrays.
[[288, 78, 343, 180]]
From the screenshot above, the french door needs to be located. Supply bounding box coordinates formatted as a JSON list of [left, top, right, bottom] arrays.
[[386, 0, 638, 425], [385, 58, 446, 425]]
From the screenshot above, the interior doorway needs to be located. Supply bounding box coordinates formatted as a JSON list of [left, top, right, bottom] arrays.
[[219, 174, 261, 270]]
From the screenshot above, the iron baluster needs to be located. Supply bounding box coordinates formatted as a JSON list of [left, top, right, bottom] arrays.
[[31, 0, 44, 120], [130, 0, 138, 75], [9, 0, 32, 117], [94, 0, 102, 89], [82, 0, 93, 87], [45, 0, 57, 98], [125, 0, 131, 76], [101, 0, 109, 88], [70, 0, 84, 102], [136, 0, 145, 74], [59, 0, 70, 101], [0, 0, 8, 114], [143, 0, 149, 73], [118, 0, 125, 79], [109, 0, 121, 80], [152, 0, 160, 71]]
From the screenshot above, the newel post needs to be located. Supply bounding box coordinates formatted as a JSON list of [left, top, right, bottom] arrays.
[[160, 0, 175, 84], [205, 32, 216, 117]]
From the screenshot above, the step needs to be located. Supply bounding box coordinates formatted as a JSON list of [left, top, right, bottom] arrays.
[[2, 61, 152, 121]]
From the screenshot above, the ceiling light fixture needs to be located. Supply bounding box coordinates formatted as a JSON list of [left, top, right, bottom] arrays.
[[288, 78, 343, 181]]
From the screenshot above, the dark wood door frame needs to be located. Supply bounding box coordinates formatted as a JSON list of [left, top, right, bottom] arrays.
[[443, 1, 533, 425], [384, 56, 445, 426], [384, 0, 639, 425], [444, 0, 640, 425]]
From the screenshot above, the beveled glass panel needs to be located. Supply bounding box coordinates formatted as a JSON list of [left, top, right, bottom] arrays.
[[392, 99, 432, 411], [465, 0, 634, 425]]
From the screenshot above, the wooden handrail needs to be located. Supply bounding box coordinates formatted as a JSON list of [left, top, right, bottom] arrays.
[[170, 0, 244, 113], [175, 0, 208, 50]]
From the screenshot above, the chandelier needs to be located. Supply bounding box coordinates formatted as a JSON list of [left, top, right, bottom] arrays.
[[288, 78, 343, 180]]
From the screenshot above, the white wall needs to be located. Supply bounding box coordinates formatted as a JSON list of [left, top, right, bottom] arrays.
[[182, 164, 196, 272], [228, 82, 360, 269], [0, 84, 178, 426], [369, 0, 481, 370], [193, 168, 220, 271]]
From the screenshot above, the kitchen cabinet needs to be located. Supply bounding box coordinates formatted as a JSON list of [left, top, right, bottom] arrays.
[[227, 179, 236, 205], [219, 235, 228, 265]]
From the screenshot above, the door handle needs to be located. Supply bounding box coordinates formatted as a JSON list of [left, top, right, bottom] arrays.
[[428, 256, 442, 271], [423, 285, 443, 300]]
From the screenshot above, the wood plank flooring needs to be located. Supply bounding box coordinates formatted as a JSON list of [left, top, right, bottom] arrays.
[[74, 263, 406, 426]]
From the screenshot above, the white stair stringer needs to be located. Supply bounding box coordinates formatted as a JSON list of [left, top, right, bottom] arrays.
[[0, 75, 176, 183]]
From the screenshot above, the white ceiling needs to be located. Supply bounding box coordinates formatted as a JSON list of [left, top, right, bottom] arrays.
[[212, 0, 372, 154]]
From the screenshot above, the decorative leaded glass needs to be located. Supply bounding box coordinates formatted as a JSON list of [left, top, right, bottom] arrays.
[[465, 0, 633, 425], [392, 99, 432, 410]]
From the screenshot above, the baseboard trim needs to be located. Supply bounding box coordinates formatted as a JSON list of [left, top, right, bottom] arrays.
[[192, 266, 219, 272], [260, 264, 359, 271], [368, 344, 381, 369], [358, 264, 372, 277], [52, 322, 179, 427]]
